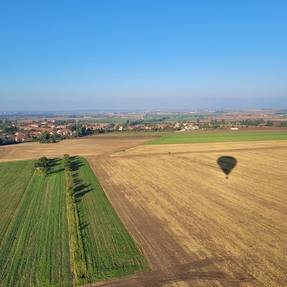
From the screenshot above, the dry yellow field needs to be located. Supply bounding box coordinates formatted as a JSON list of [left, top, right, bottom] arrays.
[[90, 140, 287, 287], [0, 135, 152, 162]]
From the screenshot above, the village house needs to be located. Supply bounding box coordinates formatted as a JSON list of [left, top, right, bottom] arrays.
[[14, 132, 26, 143], [56, 128, 73, 136]]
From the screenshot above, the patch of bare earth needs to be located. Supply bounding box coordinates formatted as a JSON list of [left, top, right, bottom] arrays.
[[89, 140, 287, 287]]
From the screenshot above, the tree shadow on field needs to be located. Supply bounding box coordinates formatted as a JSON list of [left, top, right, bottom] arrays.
[[73, 178, 93, 202], [69, 156, 92, 201], [48, 158, 61, 167], [217, 156, 237, 179], [47, 158, 64, 174], [67, 156, 93, 234], [69, 156, 84, 172]]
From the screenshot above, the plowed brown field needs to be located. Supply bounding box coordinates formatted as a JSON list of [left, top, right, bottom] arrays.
[[90, 140, 287, 287]]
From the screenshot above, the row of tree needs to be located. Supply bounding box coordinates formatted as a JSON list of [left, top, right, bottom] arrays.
[[63, 154, 88, 281]]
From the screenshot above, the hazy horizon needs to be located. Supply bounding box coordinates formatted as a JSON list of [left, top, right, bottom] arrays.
[[2, 96, 287, 113], [1, 0, 287, 111]]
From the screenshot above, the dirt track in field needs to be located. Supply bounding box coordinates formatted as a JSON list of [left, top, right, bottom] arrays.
[[89, 258, 254, 287], [89, 140, 287, 287]]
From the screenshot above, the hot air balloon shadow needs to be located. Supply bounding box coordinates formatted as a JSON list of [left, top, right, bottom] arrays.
[[217, 156, 237, 179]]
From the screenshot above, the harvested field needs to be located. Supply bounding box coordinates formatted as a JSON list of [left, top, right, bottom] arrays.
[[113, 140, 287, 158], [0, 135, 153, 162], [90, 140, 287, 286]]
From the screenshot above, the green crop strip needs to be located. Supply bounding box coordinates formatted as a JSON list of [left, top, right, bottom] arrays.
[[0, 157, 148, 286], [74, 157, 149, 282]]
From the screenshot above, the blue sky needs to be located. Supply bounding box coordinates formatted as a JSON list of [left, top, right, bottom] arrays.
[[0, 0, 287, 111]]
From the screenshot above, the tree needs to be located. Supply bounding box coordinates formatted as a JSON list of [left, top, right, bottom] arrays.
[[39, 131, 57, 143], [39, 131, 50, 143], [266, 120, 273, 127], [34, 156, 49, 174]]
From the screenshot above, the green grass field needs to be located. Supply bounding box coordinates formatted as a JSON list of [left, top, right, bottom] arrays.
[[148, 130, 287, 145], [0, 160, 35, 245], [0, 159, 72, 287], [0, 158, 148, 286]]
